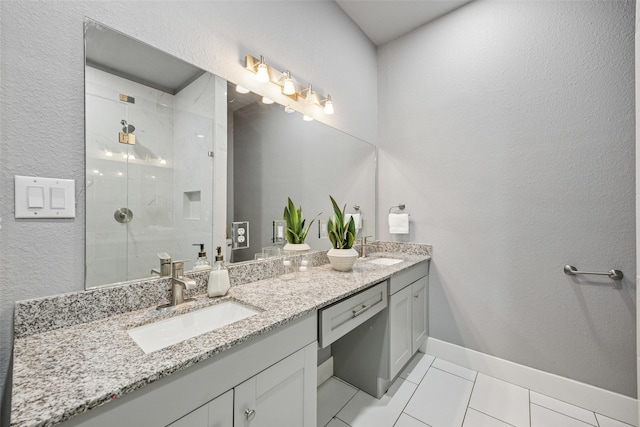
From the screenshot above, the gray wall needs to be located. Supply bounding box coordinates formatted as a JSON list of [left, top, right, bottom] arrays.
[[0, 1, 377, 421], [377, 1, 636, 396]]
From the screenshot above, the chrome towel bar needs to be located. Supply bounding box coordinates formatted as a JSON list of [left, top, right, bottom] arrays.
[[563, 265, 623, 280]]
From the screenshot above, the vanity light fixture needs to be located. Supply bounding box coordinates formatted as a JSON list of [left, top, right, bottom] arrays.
[[301, 84, 317, 105], [245, 54, 335, 115], [262, 96, 275, 105], [303, 115, 314, 122], [235, 85, 250, 94], [284, 106, 295, 113], [322, 95, 334, 115], [255, 56, 270, 83], [281, 71, 296, 95]]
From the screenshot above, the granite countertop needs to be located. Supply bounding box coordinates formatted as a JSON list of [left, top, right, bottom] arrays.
[[11, 251, 429, 427]]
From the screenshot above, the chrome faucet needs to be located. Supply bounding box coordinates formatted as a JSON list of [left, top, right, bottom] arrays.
[[157, 259, 197, 310], [151, 252, 172, 277], [357, 235, 376, 258]]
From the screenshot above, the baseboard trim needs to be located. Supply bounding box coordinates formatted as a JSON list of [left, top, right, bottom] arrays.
[[424, 338, 637, 426], [317, 356, 334, 386]]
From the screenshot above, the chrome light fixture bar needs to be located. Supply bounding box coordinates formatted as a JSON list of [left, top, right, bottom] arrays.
[[245, 54, 335, 115]]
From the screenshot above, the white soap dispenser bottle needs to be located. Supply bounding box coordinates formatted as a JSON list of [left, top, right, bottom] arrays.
[[193, 243, 211, 270], [208, 246, 230, 297]]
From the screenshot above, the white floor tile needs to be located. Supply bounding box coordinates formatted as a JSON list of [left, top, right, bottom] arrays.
[[531, 404, 594, 427], [468, 374, 529, 427], [462, 408, 513, 427], [596, 413, 635, 427], [395, 413, 430, 426], [337, 378, 417, 427], [404, 366, 474, 427], [530, 391, 597, 425], [326, 418, 351, 427], [400, 352, 435, 384], [318, 377, 359, 427], [432, 358, 477, 382]]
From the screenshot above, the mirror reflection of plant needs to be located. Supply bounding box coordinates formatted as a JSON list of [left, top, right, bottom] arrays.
[[327, 196, 356, 249], [283, 197, 320, 244]]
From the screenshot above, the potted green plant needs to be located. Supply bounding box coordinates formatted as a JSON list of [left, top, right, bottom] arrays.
[[326, 195, 359, 271], [283, 197, 319, 251]]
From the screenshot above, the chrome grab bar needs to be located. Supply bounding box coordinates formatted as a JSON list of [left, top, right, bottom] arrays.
[[563, 265, 623, 280]]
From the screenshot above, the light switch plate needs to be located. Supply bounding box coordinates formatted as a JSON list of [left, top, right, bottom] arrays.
[[15, 175, 75, 218]]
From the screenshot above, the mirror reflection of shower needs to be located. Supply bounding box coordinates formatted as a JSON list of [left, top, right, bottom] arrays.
[[119, 118, 159, 162], [121, 119, 135, 133]]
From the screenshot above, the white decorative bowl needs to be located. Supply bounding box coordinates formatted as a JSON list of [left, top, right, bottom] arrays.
[[327, 248, 359, 272], [283, 242, 311, 252]]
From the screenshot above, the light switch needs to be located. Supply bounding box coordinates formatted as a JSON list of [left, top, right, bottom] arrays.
[[50, 187, 65, 209], [27, 186, 45, 208], [15, 175, 75, 218]]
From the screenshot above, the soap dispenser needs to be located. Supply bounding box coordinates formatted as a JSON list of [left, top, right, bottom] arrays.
[[208, 246, 230, 297], [192, 243, 211, 270]]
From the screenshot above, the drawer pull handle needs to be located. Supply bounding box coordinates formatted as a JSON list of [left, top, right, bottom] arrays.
[[245, 409, 256, 421], [353, 304, 372, 317]]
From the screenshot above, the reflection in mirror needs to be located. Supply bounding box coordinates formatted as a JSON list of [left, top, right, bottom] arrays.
[[85, 20, 220, 288], [226, 86, 376, 263], [84, 19, 377, 288]]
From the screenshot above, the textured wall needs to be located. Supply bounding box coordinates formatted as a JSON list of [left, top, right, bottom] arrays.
[[378, 1, 636, 396], [0, 1, 376, 420]]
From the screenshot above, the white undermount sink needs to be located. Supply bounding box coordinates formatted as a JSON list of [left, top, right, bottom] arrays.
[[367, 257, 403, 266], [128, 301, 259, 354]]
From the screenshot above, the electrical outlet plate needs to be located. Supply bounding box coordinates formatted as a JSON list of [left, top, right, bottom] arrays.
[[232, 221, 249, 249]]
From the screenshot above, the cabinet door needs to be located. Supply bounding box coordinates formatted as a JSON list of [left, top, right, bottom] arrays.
[[234, 343, 316, 427], [389, 285, 413, 379], [167, 405, 208, 427], [208, 390, 233, 427], [167, 390, 233, 427], [411, 276, 428, 353]]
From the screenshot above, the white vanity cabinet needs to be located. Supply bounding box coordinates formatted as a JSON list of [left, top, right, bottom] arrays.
[[62, 314, 317, 427], [234, 343, 316, 427], [389, 275, 428, 379], [167, 341, 316, 427], [332, 261, 429, 398]]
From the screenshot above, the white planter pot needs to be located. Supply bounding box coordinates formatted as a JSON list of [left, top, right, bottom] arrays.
[[283, 242, 311, 252], [327, 248, 359, 272]]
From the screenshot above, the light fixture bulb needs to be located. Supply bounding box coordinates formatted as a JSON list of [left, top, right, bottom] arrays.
[[235, 85, 250, 94], [262, 96, 274, 105], [303, 84, 316, 104], [256, 56, 270, 83], [282, 71, 295, 95], [284, 106, 295, 113], [323, 95, 334, 115], [303, 115, 314, 122]]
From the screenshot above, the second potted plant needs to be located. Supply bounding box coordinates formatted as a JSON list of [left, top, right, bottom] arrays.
[[283, 197, 319, 251], [326, 195, 358, 271]]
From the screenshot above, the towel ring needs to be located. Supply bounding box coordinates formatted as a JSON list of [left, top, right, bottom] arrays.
[[389, 203, 409, 215]]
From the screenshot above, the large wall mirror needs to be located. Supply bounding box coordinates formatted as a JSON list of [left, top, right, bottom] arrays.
[[85, 19, 376, 288]]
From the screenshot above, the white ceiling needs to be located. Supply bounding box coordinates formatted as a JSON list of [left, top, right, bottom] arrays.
[[335, 0, 473, 46]]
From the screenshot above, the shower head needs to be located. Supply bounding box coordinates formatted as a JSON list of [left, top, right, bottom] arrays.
[[120, 119, 135, 133]]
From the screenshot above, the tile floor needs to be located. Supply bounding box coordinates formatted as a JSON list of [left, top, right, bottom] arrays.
[[318, 353, 633, 427]]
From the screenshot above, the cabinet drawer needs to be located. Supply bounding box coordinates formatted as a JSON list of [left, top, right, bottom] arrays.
[[389, 261, 429, 295], [319, 281, 387, 348]]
